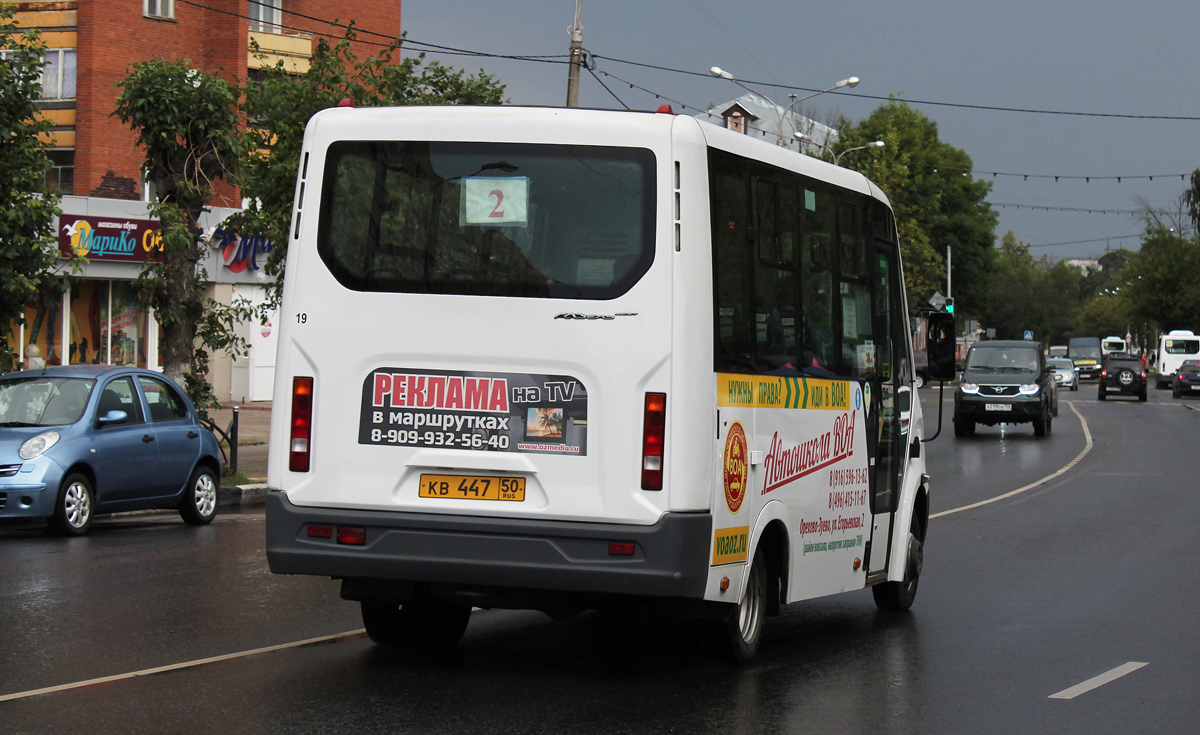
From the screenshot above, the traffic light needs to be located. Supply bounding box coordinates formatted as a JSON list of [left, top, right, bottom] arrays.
[[944, 297, 955, 314]]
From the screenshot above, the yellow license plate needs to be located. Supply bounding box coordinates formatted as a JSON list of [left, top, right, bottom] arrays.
[[419, 474, 525, 502]]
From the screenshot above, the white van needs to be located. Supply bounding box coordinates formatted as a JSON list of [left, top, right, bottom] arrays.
[[1101, 336, 1127, 355], [264, 105, 945, 661], [1156, 330, 1200, 388]]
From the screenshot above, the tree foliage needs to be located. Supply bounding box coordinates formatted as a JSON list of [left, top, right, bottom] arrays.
[[234, 25, 506, 301], [113, 58, 247, 410], [1124, 227, 1200, 333], [834, 100, 997, 314], [0, 7, 65, 371], [984, 232, 1091, 345]]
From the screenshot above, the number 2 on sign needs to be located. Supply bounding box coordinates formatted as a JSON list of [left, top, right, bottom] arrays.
[[488, 189, 505, 218]]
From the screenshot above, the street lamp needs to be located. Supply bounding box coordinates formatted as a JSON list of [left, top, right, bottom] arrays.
[[794, 135, 885, 166], [709, 66, 859, 146], [834, 140, 885, 166], [794, 132, 833, 157]]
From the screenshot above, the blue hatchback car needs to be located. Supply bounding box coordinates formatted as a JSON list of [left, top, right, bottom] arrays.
[[0, 365, 222, 535]]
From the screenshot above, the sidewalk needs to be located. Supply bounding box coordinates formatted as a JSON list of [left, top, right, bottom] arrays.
[[207, 402, 272, 508]]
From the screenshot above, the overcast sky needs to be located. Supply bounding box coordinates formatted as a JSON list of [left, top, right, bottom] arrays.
[[401, 0, 1200, 262]]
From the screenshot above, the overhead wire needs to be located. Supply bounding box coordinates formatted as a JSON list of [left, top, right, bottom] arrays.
[[178, 0, 1197, 224]]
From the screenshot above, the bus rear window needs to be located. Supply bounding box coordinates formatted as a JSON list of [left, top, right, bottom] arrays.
[[317, 141, 656, 299]]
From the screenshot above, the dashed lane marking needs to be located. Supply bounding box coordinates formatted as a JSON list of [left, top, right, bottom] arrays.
[[1049, 662, 1148, 700]]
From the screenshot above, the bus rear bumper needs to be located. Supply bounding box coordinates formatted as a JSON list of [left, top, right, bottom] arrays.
[[265, 491, 712, 601]]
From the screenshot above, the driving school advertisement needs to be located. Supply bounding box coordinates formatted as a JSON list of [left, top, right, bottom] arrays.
[[359, 367, 588, 455], [712, 373, 870, 598]]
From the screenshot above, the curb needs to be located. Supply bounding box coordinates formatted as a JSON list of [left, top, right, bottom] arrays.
[[218, 483, 269, 508]]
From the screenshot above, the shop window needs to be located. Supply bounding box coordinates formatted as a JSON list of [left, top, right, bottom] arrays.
[[22, 285, 65, 367], [69, 281, 108, 364], [106, 282, 148, 368]]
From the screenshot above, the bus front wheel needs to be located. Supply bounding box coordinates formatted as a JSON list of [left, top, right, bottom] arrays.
[[872, 520, 923, 612]]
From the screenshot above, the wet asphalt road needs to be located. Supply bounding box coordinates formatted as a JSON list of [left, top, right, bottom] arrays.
[[2, 385, 1198, 734]]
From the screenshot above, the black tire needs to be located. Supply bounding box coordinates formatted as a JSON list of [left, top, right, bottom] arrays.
[[1033, 412, 1047, 437], [1140, 388, 1148, 402], [873, 519, 923, 612], [913, 372, 925, 390], [1098, 385, 1107, 401], [179, 466, 218, 525], [722, 549, 767, 663], [51, 472, 94, 536], [953, 417, 974, 438], [1173, 383, 1181, 399], [361, 593, 472, 650]]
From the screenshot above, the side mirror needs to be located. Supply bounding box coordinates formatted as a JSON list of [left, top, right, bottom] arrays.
[[926, 311, 956, 381], [98, 410, 128, 426]]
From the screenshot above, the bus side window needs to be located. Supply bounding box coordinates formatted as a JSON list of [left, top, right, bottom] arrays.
[[836, 201, 872, 378], [712, 154, 755, 372], [800, 185, 838, 373]]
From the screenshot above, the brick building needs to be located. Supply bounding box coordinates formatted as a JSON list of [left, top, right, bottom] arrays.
[[6, 1, 402, 401]]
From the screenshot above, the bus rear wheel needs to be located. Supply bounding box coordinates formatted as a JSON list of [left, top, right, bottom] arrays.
[[722, 549, 766, 663], [361, 591, 471, 650]]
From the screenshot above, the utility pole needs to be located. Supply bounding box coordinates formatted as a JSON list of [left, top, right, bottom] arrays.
[[565, 0, 583, 107], [947, 245, 952, 301]]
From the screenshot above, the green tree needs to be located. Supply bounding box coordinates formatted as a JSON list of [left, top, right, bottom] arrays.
[[235, 25, 506, 301], [834, 100, 997, 315], [1124, 226, 1200, 332], [113, 58, 247, 409], [0, 6, 67, 371], [985, 231, 1090, 346]]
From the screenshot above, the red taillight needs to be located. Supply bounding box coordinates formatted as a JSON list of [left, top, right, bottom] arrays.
[[641, 392, 666, 490], [336, 526, 366, 545], [289, 377, 314, 472], [1101, 369, 1107, 379], [609, 542, 635, 556], [306, 524, 333, 539]]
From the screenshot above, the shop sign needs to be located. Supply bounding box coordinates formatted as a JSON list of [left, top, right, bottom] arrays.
[[58, 215, 162, 262], [214, 228, 274, 273]]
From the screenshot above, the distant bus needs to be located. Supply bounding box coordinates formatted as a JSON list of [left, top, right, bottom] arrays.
[[1155, 330, 1200, 388], [1101, 336, 1127, 355], [264, 104, 953, 662]]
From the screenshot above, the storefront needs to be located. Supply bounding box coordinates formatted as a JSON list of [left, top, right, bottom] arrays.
[[6, 196, 279, 403]]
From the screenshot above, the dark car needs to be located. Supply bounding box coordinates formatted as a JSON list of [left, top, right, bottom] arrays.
[[0, 365, 222, 535], [954, 341, 1056, 438], [1097, 355, 1147, 401], [1172, 359, 1200, 399]]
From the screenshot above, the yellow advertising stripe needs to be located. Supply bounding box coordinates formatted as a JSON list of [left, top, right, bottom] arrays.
[[717, 373, 850, 410], [712, 526, 750, 565]]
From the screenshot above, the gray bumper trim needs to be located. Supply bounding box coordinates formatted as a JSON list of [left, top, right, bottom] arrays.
[[265, 492, 712, 599]]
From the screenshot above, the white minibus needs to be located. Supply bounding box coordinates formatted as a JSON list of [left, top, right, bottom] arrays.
[[1156, 330, 1200, 388], [265, 105, 951, 662], [1101, 336, 1126, 355]]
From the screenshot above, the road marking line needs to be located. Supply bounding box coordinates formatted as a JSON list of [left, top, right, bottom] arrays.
[[931, 402, 1093, 519], [1049, 661, 1148, 699], [0, 629, 367, 703]]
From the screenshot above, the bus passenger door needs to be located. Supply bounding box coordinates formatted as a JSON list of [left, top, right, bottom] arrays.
[[865, 246, 907, 580]]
